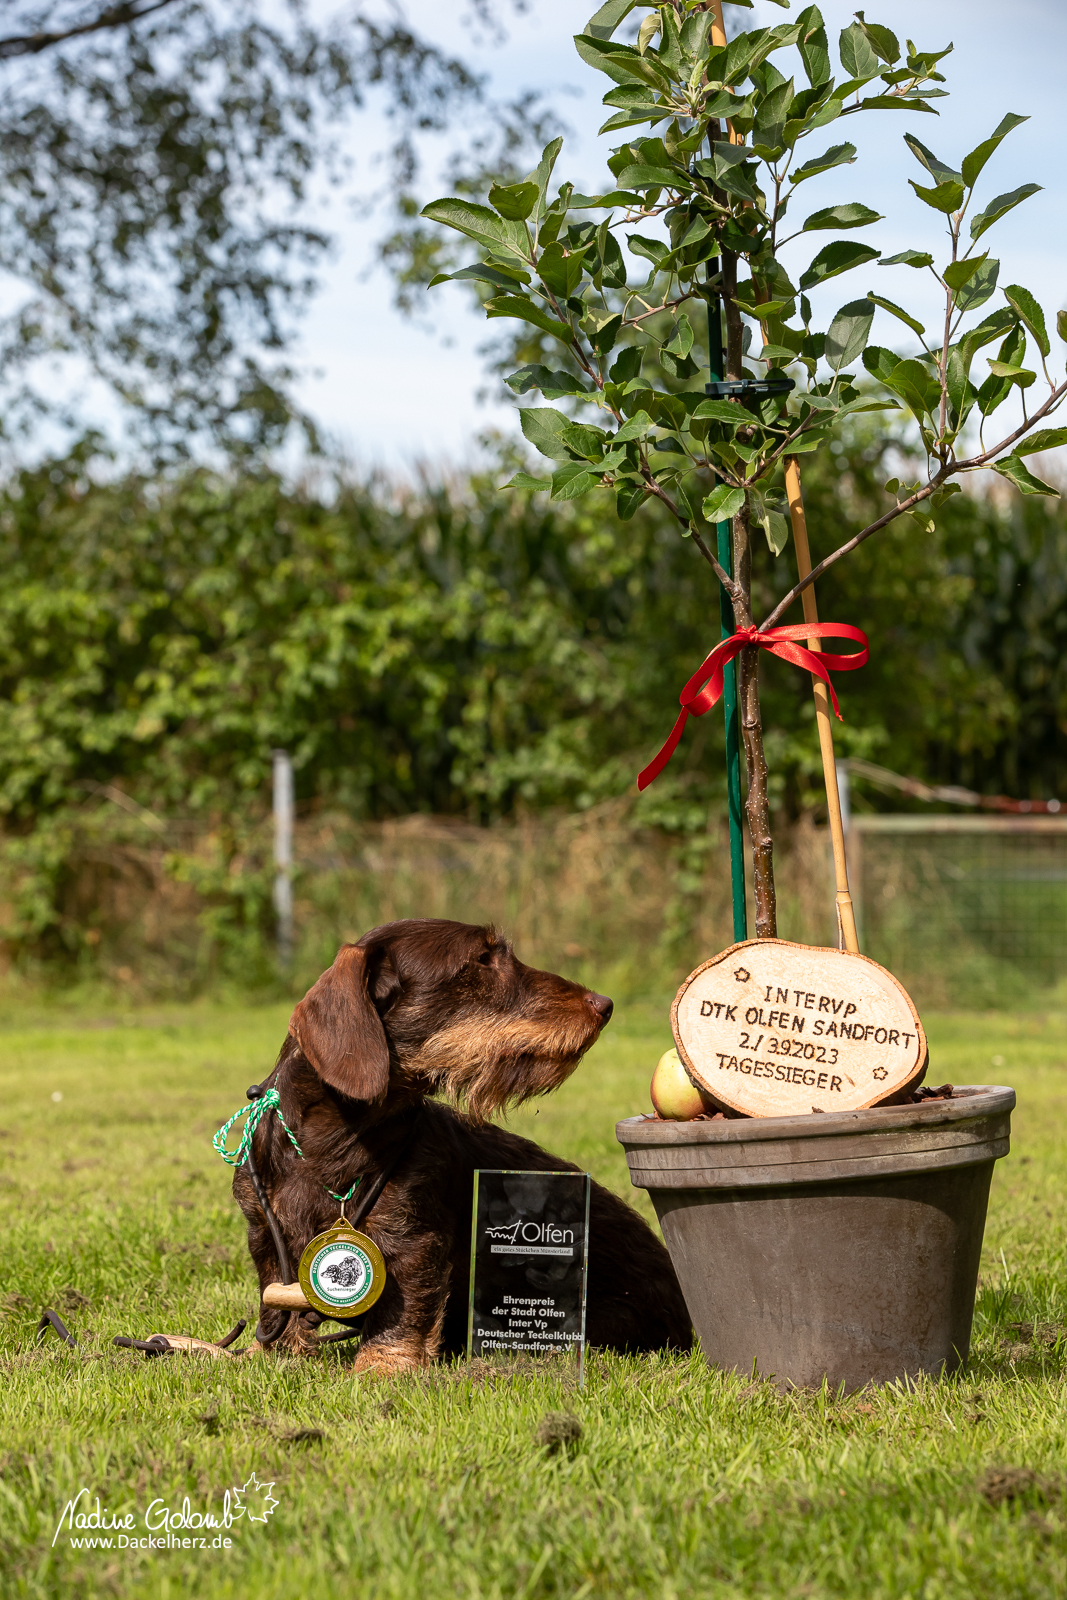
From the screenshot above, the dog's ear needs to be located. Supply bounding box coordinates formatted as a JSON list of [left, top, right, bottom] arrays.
[[288, 944, 390, 1102]]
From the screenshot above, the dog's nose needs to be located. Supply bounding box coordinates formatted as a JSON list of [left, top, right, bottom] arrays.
[[587, 992, 613, 1022]]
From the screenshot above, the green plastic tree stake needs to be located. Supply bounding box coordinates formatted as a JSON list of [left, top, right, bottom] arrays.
[[707, 292, 747, 943]]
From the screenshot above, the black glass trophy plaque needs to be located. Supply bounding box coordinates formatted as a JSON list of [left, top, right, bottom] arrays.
[[467, 1169, 591, 1384]]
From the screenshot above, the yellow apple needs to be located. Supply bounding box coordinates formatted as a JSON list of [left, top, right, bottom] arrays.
[[650, 1046, 706, 1120]]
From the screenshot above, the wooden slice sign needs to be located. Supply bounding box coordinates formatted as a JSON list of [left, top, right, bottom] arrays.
[[672, 940, 927, 1119]]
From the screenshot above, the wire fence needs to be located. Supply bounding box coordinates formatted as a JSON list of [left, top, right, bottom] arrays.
[[847, 816, 1067, 1008]]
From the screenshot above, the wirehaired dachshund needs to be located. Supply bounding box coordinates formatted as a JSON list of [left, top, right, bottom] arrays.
[[233, 918, 692, 1374]]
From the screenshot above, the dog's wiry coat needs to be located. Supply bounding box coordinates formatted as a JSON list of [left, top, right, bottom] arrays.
[[233, 919, 693, 1373]]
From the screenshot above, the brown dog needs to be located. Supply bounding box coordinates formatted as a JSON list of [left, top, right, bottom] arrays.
[[233, 919, 692, 1373]]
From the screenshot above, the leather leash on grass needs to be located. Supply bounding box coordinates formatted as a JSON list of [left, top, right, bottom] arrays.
[[112, 1322, 249, 1359]]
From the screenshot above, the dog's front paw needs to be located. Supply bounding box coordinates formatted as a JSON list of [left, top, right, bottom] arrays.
[[353, 1338, 431, 1377]]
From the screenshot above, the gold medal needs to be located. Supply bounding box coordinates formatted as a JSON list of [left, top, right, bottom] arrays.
[[298, 1219, 386, 1318]]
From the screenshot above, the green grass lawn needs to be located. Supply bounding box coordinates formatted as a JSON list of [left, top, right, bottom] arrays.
[[0, 997, 1065, 1599]]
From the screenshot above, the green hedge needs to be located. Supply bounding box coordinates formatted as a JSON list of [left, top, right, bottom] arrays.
[[1, 433, 1064, 968]]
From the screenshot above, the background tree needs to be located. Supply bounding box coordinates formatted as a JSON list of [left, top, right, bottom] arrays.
[[0, 0, 551, 457]]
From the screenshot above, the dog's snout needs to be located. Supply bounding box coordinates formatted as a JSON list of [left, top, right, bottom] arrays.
[[586, 992, 613, 1022]]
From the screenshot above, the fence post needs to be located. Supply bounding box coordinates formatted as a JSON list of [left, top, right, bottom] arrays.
[[272, 749, 294, 971]]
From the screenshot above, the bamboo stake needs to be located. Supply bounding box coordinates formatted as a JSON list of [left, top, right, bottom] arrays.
[[784, 462, 861, 952]]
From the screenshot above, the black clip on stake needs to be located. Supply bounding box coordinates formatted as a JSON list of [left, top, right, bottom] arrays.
[[705, 377, 795, 399]]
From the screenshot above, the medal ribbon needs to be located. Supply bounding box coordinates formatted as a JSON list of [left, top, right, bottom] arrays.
[[212, 1088, 360, 1204], [637, 622, 869, 790]]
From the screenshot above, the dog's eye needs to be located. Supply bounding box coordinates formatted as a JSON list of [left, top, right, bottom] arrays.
[[476, 950, 496, 967]]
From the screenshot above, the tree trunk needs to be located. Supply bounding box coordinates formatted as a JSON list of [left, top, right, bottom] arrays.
[[722, 246, 777, 939]]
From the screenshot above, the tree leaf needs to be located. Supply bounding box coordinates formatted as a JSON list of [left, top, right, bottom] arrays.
[[909, 179, 965, 214], [1003, 285, 1050, 359], [568, 189, 643, 208], [429, 263, 530, 290], [599, 106, 671, 133], [585, 0, 639, 41], [560, 419, 612, 460], [785, 427, 833, 454], [961, 113, 1028, 189], [627, 234, 670, 264], [530, 138, 564, 218], [944, 346, 977, 432], [789, 142, 857, 185], [551, 462, 602, 500], [799, 240, 880, 290], [702, 485, 746, 523], [609, 346, 642, 382], [488, 181, 540, 221], [903, 133, 962, 187], [797, 6, 831, 87], [612, 410, 653, 444], [616, 479, 645, 520], [825, 299, 875, 371], [957, 307, 1017, 374], [691, 399, 746, 428], [505, 366, 588, 398], [637, 13, 661, 54], [520, 407, 575, 460], [615, 163, 688, 192], [943, 256, 985, 292], [761, 508, 791, 555], [1059, 309, 1067, 344], [572, 33, 673, 91], [992, 455, 1059, 497], [502, 472, 551, 491], [955, 257, 1000, 312], [802, 203, 882, 231], [421, 198, 521, 255], [1014, 427, 1067, 456], [969, 183, 1042, 242], [581, 309, 623, 353], [854, 10, 899, 64], [877, 356, 940, 420], [839, 21, 880, 80], [986, 360, 1036, 389], [879, 249, 934, 269], [862, 345, 903, 385], [977, 324, 1026, 415], [859, 95, 937, 115], [664, 314, 694, 359], [485, 295, 571, 342], [866, 292, 925, 338], [536, 241, 589, 298]]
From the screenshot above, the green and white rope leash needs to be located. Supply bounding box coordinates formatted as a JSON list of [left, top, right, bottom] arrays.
[[212, 1087, 360, 1205]]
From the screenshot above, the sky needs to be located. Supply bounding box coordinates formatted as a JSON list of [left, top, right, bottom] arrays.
[[290, 0, 1067, 474]]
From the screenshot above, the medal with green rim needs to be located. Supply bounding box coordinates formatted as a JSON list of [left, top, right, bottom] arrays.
[[298, 1194, 387, 1318]]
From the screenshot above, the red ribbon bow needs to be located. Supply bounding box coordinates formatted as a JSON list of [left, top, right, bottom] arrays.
[[637, 622, 869, 791]]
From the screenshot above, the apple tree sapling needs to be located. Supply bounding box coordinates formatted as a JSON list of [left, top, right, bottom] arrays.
[[423, 0, 1066, 939]]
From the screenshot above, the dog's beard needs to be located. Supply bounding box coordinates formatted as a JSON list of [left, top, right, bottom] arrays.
[[402, 1012, 596, 1121]]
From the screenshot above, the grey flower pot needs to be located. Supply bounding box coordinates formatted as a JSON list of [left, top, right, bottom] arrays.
[[617, 1085, 1014, 1391]]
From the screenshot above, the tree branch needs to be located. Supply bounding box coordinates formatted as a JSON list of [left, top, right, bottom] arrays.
[[761, 377, 1067, 632], [0, 0, 179, 60], [642, 469, 740, 596], [956, 380, 1067, 469], [761, 475, 948, 631]]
